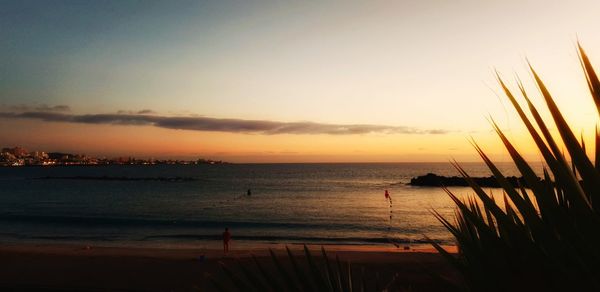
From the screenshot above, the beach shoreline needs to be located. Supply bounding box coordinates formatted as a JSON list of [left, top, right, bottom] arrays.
[[0, 242, 459, 291]]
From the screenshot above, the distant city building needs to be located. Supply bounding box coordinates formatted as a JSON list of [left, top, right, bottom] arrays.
[[0, 146, 228, 167], [2, 146, 29, 158]]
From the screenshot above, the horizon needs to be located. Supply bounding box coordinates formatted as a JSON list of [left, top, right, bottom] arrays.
[[1, 0, 599, 163], [0, 143, 542, 164]]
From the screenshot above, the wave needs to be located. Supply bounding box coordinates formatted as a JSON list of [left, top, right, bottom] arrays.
[[28, 235, 120, 241], [32, 176, 198, 182], [0, 214, 402, 232], [0, 231, 447, 245], [142, 234, 444, 245]]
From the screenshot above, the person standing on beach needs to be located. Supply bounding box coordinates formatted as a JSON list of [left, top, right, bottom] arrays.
[[222, 228, 231, 253]]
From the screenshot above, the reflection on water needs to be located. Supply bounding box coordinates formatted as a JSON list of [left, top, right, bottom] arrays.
[[0, 162, 540, 248]]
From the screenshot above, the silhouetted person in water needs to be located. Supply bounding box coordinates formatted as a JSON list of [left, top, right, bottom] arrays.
[[247, 189, 252, 196], [222, 228, 231, 253]]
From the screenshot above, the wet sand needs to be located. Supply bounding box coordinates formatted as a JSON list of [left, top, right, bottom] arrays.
[[0, 243, 460, 291]]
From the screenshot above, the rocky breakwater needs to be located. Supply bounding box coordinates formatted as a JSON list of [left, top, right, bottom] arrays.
[[408, 173, 533, 188]]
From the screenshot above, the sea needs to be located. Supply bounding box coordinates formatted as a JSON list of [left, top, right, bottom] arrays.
[[0, 162, 533, 249]]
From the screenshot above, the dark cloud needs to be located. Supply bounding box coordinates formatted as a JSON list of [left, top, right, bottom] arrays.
[[3, 104, 71, 112], [0, 111, 451, 135], [427, 129, 449, 134], [116, 109, 157, 115]]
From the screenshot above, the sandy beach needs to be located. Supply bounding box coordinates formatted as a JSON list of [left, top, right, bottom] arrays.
[[0, 243, 460, 291]]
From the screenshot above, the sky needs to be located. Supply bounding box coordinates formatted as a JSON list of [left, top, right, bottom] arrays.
[[0, 0, 599, 162]]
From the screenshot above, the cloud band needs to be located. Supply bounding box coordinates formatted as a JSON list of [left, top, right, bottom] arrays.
[[0, 111, 449, 135]]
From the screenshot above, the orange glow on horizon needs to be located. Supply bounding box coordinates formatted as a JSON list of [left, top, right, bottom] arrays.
[[0, 118, 561, 163]]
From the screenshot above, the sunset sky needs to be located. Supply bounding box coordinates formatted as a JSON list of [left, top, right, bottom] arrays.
[[1, 0, 599, 162]]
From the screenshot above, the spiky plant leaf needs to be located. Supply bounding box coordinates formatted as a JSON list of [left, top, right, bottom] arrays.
[[286, 246, 314, 292], [303, 245, 329, 291], [269, 248, 301, 292], [252, 254, 284, 292], [235, 258, 269, 292], [432, 44, 600, 291], [321, 247, 340, 292], [218, 261, 253, 291], [529, 64, 600, 206], [577, 42, 600, 115]]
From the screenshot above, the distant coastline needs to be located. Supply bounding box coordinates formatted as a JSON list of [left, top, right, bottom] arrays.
[[0, 146, 228, 167], [33, 175, 198, 181]]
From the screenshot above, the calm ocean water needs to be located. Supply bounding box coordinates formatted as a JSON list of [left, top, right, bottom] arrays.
[[0, 163, 534, 249]]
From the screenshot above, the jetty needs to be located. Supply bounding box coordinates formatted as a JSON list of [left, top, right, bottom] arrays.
[[408, 173, 534, 188]]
